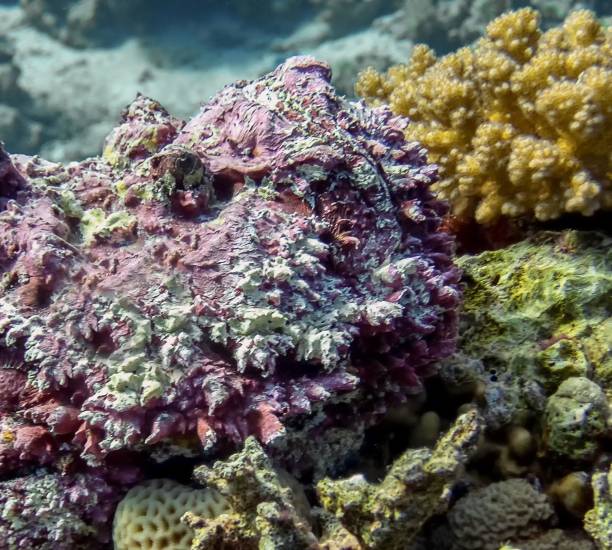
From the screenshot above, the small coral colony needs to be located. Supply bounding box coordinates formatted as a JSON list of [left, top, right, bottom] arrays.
[[0, 5, 610, 550]]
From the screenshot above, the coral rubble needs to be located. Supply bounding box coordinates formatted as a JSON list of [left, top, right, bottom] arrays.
[[357, 8, 612, 224], [187, 436, 320, 549], [585, 465, 612, 550], [544, 377, 609, 460], [0, 56, 459, 482]]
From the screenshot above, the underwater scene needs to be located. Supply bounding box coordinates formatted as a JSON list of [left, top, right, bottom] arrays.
[[0, 0, 611, 548]]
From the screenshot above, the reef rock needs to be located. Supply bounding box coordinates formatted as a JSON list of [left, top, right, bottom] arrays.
[[0, 469, 118, 549], [317, 409, 482, 549], [544, 376, 609, 461], [585, 464, 612, 549], [183, 409, 482, 550], [0, 56, 459, 478], [439, 230, 611, 430]]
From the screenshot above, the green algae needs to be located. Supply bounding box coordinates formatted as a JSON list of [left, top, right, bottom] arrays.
[[585, 465, 612, 550], [317, 410, 482, 549], [544, 376, 609, 460], [444, 231, 611, 430], [80, 207, 136, 244]]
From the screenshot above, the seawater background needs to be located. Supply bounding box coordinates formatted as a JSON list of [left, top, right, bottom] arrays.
[[0, 0, 610, 162]]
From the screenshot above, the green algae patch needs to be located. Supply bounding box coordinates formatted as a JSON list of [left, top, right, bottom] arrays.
[[317, 410, 482, 549], [585, 465, 612, 550], [80, 208, 136, 244], [544, 376, 608, 460], [442, 231, 611, 429]]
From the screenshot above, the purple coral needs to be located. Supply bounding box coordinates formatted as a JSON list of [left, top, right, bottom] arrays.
[[0, 57, 460, 479]]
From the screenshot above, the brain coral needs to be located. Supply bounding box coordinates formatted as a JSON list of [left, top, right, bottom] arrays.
[[447, 478, 555, 550], [0, 56, 460, 476], [113, 479, 229, 550], [356, 8, 612, 224]]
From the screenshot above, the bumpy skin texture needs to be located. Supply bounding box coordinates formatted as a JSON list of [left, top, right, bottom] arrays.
[[357, 9, 612, 224], [441, 230, 611, 430], [0, 469, 118, 549], [0, 56, 459, 476], [447, 479, 556, 550]]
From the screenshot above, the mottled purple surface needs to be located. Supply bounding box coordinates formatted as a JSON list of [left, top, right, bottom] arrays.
[[0, 57, 460, 487], [0, 469, 119, 548]]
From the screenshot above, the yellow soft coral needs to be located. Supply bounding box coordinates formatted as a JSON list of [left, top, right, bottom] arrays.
[[356, 8, 612, 224]]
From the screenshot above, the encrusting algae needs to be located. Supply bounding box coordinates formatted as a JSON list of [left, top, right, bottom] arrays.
[[356, 8, 612, 224]]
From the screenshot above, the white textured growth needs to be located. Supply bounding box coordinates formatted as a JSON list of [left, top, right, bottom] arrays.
[[113, 479, 229, 550]]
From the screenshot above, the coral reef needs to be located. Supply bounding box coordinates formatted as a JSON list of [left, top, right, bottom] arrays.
[[19, 0, 121, 47], [187, 436, 320, 549], [0, 57, 460, 481], [446, 478, 555, 550], [0, 1, 296, 160], [372, 0, 611, 54], [441, 230, 611, 431], [184, 410, 481, 549], [3, 1, 612, 160], [0, 35, 41, 153], [0, 469, 119, 549], [585, 464, 612, 550], [1, 3, 610, 547], [17, 0, 305, 48], [113, 478, 229, 550], [357, 9, 612, 224], [317, 409, 482, 549], [544, 377, 609, 460]]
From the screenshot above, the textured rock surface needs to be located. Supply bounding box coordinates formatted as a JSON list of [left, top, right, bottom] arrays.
[[0, 470, 119, 549], [185, 410, 482, 550], [440, 230, 611, 429], [544, 377, 609, 460], [317, 410, 482, 549], [187, 436, 319, 550], [585, 465, 612, 550], [0, 57, 459, 479]]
